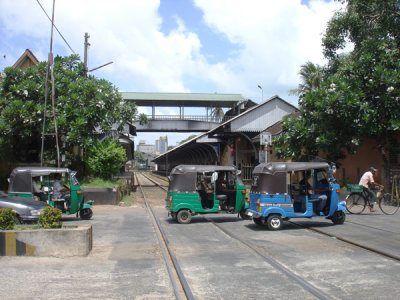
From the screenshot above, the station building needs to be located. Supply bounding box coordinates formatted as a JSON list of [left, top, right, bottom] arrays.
[[153, 95, 299, 181]]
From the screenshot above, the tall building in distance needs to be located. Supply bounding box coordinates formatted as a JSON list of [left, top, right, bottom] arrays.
[[136, 140, 155, 154], [155, 136, 168, 154]]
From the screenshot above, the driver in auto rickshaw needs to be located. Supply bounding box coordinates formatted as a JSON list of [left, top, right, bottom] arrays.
[[52, 173, 71, 211], [299, 170, 329, 214], [216, 172, 235, 211]]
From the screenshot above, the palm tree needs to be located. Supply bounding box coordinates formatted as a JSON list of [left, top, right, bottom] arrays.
[[289, 61, 324, 98], [209, 107, 224, 122]]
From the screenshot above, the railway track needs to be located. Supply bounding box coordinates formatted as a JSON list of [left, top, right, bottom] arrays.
[[135, 172, 193, 300], [137, 172, 334, 299], [205, 217, 333, 300], [289, 220, 400, 262], [135, 172, 399, 298]]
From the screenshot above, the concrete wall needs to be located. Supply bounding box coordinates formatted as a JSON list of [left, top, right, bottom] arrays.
[[0, 224, 92, 257], [83, 187, 120, 205]]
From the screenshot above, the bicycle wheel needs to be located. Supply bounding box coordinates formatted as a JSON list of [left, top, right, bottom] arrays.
[[379, 193, 400, 215], [345, 193, 366, 214]]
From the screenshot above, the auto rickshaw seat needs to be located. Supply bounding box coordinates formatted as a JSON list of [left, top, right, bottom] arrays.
[[216, 194, 228, 201], [52, 197, 65, 202]]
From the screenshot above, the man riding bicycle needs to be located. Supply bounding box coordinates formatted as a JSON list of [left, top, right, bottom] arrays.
[[359, 167, 384, 212]]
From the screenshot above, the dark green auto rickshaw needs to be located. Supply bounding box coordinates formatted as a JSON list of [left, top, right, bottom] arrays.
[[166, 165, 248, 224], [8, 167, 93, 219]]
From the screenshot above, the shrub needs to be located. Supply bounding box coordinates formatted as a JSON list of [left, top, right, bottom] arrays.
[[86, 138, 127, 179], [39, 207, 62, 229], [0, 208, 16, 230]]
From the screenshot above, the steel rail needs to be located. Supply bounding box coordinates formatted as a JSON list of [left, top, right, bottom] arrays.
[[135, 173, 194, 300], [141, 173, 168, 191], [290, 221, 400, 262], [206, 218, 333, 300]]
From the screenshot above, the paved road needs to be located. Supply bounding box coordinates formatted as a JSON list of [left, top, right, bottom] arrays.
[[1, 203, 400, 299], [155, 207, 400, 300], [1, 205, 174, 299]]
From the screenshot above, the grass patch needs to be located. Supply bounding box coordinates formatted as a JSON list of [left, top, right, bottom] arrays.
[[81, 177, 124, 188], [120, 193, 135, 206]]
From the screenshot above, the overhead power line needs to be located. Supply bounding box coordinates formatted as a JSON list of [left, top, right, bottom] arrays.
[[36, 0, 76, 55]]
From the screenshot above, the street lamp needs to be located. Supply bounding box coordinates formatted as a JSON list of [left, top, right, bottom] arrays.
[[257, 84, 263, 102]]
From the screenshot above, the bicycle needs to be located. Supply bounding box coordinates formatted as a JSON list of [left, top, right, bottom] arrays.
[[345, 184, 399, 215]]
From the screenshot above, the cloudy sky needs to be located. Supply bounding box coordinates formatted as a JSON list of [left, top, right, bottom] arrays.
[[0, 0, 341, 147]]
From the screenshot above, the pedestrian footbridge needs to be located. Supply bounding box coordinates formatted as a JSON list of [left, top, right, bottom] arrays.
[[121, 92, 245, 132]]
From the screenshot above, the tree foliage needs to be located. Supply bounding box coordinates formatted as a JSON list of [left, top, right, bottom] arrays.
[[275, 0, 400, 162], [0, 54, 137, 164], [179, 134, 198, 145], [87, 138, 126, 179], [134, 151, 146, 164]]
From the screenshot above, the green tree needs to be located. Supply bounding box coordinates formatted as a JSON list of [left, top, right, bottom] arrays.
[[179, 134, 198, 145], [289, 61, 324, 101], [275, 0, 400, 163], [209, 107, 224, 122], [87, 138, 126, 179], [134, 151, 146, 164], [0, 54, 138, 164]]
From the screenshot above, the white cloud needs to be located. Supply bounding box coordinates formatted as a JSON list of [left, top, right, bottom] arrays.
[[193, 0, 341, 102]]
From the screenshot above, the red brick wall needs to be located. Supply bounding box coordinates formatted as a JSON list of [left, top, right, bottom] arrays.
[[335, 138, 385, 186]]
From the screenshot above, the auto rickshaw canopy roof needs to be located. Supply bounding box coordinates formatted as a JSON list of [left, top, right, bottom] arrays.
[[170, 165, 237, 175], [253, 162, 330, 175], [10, 167, 72, 178], [8, 167, 73, 194]]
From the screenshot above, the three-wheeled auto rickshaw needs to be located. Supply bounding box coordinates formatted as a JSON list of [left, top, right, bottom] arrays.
[[246, 162, 345, 230], [8, 167, 93, 220], [166, 165, 248, 224]]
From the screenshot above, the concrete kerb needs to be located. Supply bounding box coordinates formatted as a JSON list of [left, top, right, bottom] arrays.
[[0, 224, 92, 257]]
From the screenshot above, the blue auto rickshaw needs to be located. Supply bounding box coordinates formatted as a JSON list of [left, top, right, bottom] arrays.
[[246, 162, 345, 230]]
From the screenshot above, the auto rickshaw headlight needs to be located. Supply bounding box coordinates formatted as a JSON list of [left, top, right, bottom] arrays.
[[336, 189, 341, 193], [77, 190, 83, 194]]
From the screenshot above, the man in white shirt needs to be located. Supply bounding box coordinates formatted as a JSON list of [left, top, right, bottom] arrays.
[[359, 167, 384, 212]]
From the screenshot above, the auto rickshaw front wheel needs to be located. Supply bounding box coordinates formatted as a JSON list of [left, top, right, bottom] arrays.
[[177, 209, 192, 224], [331, 211, 345, 225], [79, 208, 93, 220], [266, 214, 283, 230]]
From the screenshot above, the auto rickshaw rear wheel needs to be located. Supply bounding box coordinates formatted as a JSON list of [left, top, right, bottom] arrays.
[[177, 209, 192, 224], [79, 208, 93, 220], [266, 214, 283, 230], [331, 210, 346, 225]]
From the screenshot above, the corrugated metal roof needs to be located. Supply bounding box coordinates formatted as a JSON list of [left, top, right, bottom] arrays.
[[230, 96, 298, 132], [121, 92, 244, 107]]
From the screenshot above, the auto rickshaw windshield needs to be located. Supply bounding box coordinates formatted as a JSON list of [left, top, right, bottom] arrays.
[[251, 172, 287, 194], [168, 173, 197, 192]]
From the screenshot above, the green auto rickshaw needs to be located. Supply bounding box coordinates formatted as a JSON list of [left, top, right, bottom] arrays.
[[166, 165, 248, 224], [8, 167, 93, 219]]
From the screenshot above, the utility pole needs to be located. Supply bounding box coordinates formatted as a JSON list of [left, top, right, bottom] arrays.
[[84, 32, 90, 79], [83, 32, 113, 78], [41, 0, 60, 168]]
